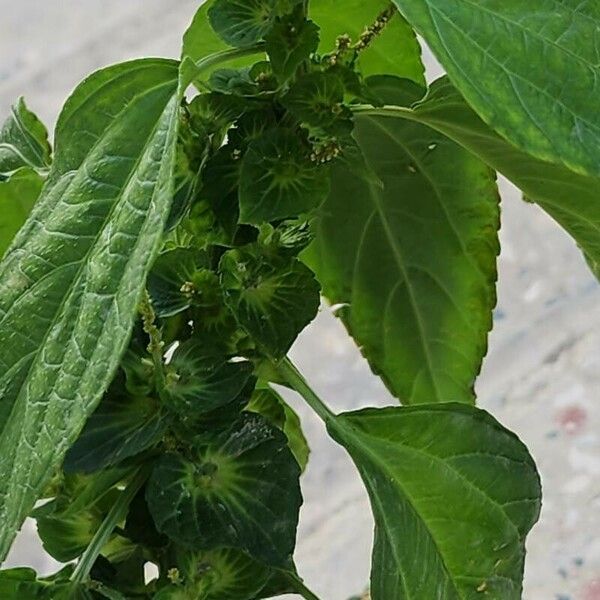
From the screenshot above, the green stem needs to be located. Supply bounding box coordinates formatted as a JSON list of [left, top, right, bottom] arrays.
[[351, 104, 417, 120], [275, 357, 336, 424], [193, 43, 266, 76], [286, 572, 323, 600], [71, 468, 149, 584]]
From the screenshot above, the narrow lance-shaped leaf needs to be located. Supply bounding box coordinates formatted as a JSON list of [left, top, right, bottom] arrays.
[[397, 76, 600, 282], [304, 77, 499, 405], [391, 0, 600, 178], [327, 404, 541, 600], [0, 58, 180, 559]]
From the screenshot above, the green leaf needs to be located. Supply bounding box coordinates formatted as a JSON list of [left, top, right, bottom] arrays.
[[247, 386, 309, 471], [195, 144, 243, 241], [0, 98, 51, 178], [209, 0, 279, 48], [239, 129, 330, 224], [265, 11, 320, 82], [155, 548, 272, 600], [208, 65, 273, 97], [147, 412, 302, 566], [0, 168, 43, 257], [147, 248, 211, 317], [165, 339, 255, 416], [33, 473, 133, 562], [187, 92, 245, 139], [36, 500, 108, 563], [0, 568, 48, 599], [310, 0, 424, 83], [399, 76, 600, 282], [0, 58, 180, 559], [220, 248, 321, 358], [0, 568, 85, 599], [283, 71, 353, 138], [328, 404, 541, 600], [182, 0, 263, 84], [89, 582, 127, 600], [304, 77, 499, 405], [64, 380, 167, 474], [90, 551, 148, 597], [391, 0, 600, 177]]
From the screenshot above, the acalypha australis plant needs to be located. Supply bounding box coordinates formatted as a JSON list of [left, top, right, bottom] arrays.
[[0, 1, 597, 598]]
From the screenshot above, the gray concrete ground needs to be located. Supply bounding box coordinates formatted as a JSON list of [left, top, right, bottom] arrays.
[[1, 2, 599, 599]]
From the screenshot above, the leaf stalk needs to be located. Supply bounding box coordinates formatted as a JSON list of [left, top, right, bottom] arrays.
[[70, 466, 149, 584], [193, 43, 266, 75], [275, 357, 336, 424], [350, 104, 416, 120]]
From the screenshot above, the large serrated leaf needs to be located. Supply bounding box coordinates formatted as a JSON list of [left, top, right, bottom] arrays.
[[400, 76, 600, 282], [392, 0, 600, 177], [305, 77, 499, 405], [0, 58, 180, 559], [328, 404, 541, 599]]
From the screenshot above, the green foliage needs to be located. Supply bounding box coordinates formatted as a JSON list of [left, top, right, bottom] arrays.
[[397, 76, 600, 279], [64, 377, 167, 474], [309, 1, 424, 83], [209, 0, 281, 48], [0, 1, 594, 599], [328, 404, 541, 599], [0, 168, 43, 256], [147, 412, 302, 566], [266, 10, 320, 81], [154, 548, 271, 599], [0, 98, 50, 255], [391, 0, 600, 178], [238, 128, 330, 223], [0, 97, 51, 179], [0, 58, 180, 560], [220, 247, 321, 357], [247, 386, 310, 470], [305, 77, 500, 405]]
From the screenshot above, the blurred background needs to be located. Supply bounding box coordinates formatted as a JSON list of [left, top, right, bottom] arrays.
[[1, 1, 599, 598]]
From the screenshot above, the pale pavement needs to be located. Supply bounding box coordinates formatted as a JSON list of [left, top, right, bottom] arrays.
[[1, 2, 599, 599]]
